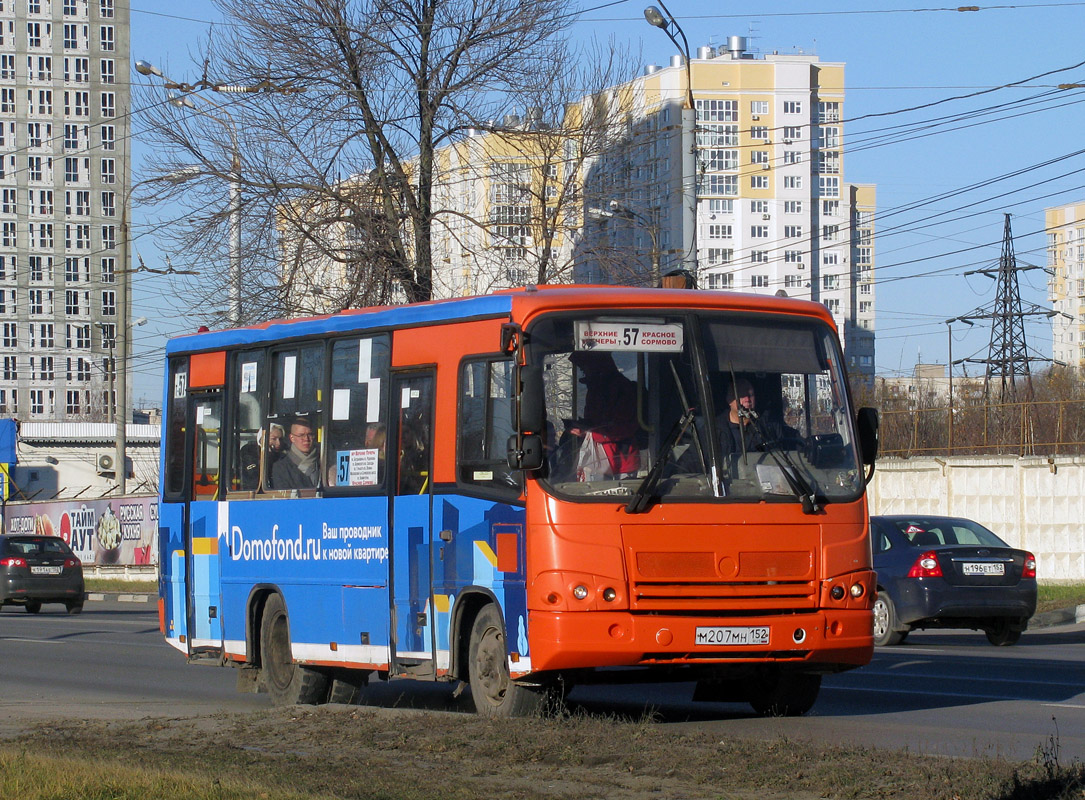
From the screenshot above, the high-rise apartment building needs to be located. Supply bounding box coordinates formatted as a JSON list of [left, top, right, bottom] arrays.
[[576, 39, 876, 377], [1046, 200, 1085, 370], [0, 0, 129, 421]]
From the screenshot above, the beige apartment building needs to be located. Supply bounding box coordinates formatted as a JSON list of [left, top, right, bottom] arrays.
[[1047, 200, 1085, 370]]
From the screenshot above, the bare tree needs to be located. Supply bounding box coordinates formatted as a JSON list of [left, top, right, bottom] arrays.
[[136, 0, 580, 324]]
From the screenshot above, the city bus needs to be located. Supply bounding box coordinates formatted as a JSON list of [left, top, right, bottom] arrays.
[[158, 285, 879, 717]]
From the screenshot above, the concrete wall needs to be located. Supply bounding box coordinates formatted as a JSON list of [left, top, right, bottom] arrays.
[[869, 455, 1085, 582]]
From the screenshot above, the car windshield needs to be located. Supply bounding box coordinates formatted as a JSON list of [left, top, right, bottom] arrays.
[[529, 310, 863, 505], [881, 518, 1010, 548]]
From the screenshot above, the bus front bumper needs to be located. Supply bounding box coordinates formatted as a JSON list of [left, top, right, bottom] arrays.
[[526, 608, 873, 673]]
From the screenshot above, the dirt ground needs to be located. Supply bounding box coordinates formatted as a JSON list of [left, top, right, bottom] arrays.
[[5, 701, 1077, 800]]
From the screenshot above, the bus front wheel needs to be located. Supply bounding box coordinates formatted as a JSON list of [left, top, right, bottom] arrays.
[[260, 593, 329, 705], [467, 604, 544, 718]]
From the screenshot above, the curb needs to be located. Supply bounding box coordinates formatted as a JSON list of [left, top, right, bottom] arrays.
[[86, 592, 154, 604], [1029, 603, 1085, 629]]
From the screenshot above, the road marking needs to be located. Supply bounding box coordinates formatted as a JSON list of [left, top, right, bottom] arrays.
[[828, 683, 1073, 703], [1042, 703, 1085, 710], [0, 637, 64, 644]]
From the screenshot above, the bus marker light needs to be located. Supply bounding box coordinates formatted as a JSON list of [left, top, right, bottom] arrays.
[[850, 582, 865, 598], [546, 592, 560, 605], [829, 620, 842, 635], [573, 585, 588, 600], [793, 628, 806, 644], [602, 587, 616, 602], [830, 585, 845, 600], [609, 625, 626, 639], [654, 628, 671, 645], [330, 642, 338, 651]]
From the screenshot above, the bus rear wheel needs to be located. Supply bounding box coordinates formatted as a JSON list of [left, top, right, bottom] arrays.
[[468, 604, 544, 718], [748, 669, 821, 717], [260, 593, 329, 705]]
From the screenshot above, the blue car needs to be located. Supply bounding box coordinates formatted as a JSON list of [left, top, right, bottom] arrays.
[[870, 515, 1037, 647]]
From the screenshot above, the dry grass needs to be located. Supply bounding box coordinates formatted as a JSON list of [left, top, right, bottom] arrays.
[[4, 706, 1083, 800]]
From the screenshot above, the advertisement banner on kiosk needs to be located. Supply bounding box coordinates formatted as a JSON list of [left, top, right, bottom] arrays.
[[2, 496, 158, 566]]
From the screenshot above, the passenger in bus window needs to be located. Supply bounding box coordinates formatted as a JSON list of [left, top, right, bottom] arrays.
[[272, 416, 320, 489], [566, 351, 640, 480]]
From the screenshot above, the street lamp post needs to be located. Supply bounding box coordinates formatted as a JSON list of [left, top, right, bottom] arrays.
[[136, 60, 245, 327], [945, 316, 974, 453], [644, 2, 697, 278]]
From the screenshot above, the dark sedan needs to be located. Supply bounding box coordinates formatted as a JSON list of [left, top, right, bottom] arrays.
[[0, 535, 85, 614], [871, 515, 1036, 646]]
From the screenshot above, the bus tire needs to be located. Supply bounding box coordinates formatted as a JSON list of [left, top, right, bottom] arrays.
[[260, 593, 329, 706], [328, 670, 369, 705], [467, 603, 544, 718], [748, 669, 821, 717]]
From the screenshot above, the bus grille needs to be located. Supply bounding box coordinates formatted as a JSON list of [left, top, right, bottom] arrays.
[[631, 580, 817, 614], [629, 548, 817, 614]]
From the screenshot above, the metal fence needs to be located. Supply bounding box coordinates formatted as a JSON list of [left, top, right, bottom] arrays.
[[878, 398, 1085, 458]]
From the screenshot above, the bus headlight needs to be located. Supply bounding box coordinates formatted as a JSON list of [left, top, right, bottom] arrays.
[[850, 582, 865, 598], [573, 585, 588, 600]]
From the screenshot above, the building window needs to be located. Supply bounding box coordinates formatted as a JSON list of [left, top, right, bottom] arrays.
[[101, 224, 115, 249], [751, 251, 769, 263], [783, 100, 803, 115], [98, 322, 115, 348], [707, 223, 732, 239], [818, 151, 839, 174], [750, 200, 768, 214], [66, 390, 81, 415], [100, 158, 115, 184], [750, 175, 769, 189], [697, 124, 738, 147], [65, 156, 80, 182], [782, 126, 802, 141], [100, 91, 114, 117], [0, 188, 14, 214], [100, 190, 115, 216], [707, 198, 733, 214], [823, 274, 839, 290], [99, 25, 114, 51], [751, 150, 769, 165], [65, 289, 81, 315], [696, 99, 738, 122], [99, 58, 114, 83], [705, 272, 734, 290], [824, 298, 841, 313], [2, 322, 17, 348], [750, 100, 768, 115], [784, 225, 803, 238], [818, 176, 840, 197], [39, 323, 53, 347], [100, 124, 114, 151], [750, 225, 769, 238], [822, 224, 839, 242], [100, 256, 115, 283], [700, 173, 738, 196], [750, 126, 768, 140], [1, 221, 15, 247], [704, 149, 738, 171], [2, 355, 17, 380], [0, 88, 14, 113], [704, 248, 732, 266], [859, 301, 873, 313], [101, 289, 115, 316], [784, 249, 803, 263], [750, 275, 769, 288], [823, 252, 839, 266], [783, 175, 802, 190], [822, 200, 840, 216], [784, 274, 803, 288], [818, 101, 840, 123]]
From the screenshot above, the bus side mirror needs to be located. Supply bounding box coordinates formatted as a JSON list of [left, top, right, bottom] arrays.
[[518, 364, 544, 434], [856, 407, 879, 466], [507, 434, 543, 471]]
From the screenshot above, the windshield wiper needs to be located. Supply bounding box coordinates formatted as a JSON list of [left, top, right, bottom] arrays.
[[625, 409, 695, 514], [741, 409, 822, 515]]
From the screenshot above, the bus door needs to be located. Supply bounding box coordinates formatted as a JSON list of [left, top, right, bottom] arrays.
[[185, 391, 225, 658], [389, 371, 436, 674]]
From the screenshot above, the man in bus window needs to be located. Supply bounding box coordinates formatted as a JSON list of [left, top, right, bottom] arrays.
[[272, 416, 319, 489], [718, 377, 797, 456]]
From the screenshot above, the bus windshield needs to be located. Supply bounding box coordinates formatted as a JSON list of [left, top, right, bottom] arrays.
[[531, 311, 863, 505]]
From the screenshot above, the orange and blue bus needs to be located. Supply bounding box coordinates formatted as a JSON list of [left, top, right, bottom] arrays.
[[159, 285, 878, 716]]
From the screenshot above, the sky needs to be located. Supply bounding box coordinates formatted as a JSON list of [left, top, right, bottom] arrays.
[[127, 0, 1085, 403]]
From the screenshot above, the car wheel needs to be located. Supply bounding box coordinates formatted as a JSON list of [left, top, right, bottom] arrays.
[[259, 593, 329, 705], [66, 601, 83, 615], [748, 669, 821, 717], [25, 601, 42, 614], [468, 604, 548, 718], [872, 592, 906, 646], [985, 618, 1022, 646]]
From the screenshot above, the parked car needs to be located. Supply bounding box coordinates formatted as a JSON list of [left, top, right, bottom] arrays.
[[0, 535, 85, 614], [870, 515, 1036, 646]]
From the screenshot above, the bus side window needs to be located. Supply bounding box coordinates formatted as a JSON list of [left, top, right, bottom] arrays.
[[324, 335, 389, 489], [458, 358, 519, 496], [229, 351, 265, 494], [267, 345, 325, 491]]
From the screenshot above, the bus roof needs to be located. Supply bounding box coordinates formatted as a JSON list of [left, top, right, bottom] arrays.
[[165, 285, 835, 356]]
